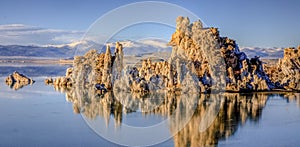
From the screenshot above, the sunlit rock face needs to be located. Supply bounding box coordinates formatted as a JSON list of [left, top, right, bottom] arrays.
[[113, 16, 225, 93], [45, 42, 124, 92], [168, 16, 281, 92], [265, 47, 300, 91], [168, 16, 226, 93], [5, 71, 35, 90]]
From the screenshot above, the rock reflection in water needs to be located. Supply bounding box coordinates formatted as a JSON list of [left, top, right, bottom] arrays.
[[172, 93, 268, 147], [53, 85, 299, 146], [173, 93, 300, 147], [283, 93, 300, 107]]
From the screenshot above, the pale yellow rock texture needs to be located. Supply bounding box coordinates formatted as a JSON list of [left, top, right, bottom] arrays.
[[265, 47, 300, 91]]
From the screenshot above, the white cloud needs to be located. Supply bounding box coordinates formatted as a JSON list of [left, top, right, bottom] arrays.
[[0, 24, 84, 46]]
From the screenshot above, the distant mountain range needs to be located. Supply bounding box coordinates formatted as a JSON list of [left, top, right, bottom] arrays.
[[0, 44, 74, 58], [0, 39, 284, 59], [239, 47, 284, 59]]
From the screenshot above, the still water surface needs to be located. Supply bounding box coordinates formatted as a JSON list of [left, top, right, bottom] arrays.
[[0, 65, 299, 147]]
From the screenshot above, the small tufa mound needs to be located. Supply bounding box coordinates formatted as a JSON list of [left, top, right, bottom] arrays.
[[44, 78, 53, 84], [44, 67, 73, 93], [5, 71, 35, 90]]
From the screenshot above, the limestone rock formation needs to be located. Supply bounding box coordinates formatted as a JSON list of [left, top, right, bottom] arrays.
[[167, 16, 299, 92], [46, 42, 124, 94], [46, 16, 299, 93], [5, 71, 35, 90], [113, 16, 225, 93], [114, 16, 297, 93]]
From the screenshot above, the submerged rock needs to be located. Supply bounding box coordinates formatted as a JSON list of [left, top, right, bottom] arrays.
[[5, 71, 35, 90]]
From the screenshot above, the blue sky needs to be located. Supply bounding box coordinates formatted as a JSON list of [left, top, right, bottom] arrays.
[[0, 0, 299, 47]]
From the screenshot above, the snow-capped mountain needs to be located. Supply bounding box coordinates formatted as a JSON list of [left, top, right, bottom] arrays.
[[60, 39, 172, 56], [106, 39, 172, 55], [0, 39, 171, 58], [240, 47, 284, 59]]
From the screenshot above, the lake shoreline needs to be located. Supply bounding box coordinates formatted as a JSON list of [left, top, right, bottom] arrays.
[[0, 57, 73, 65]]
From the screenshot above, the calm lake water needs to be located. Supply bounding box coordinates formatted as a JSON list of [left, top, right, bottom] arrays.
[[0, 64, 300, 147]]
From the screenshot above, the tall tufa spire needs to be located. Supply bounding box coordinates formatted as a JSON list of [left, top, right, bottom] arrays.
[[105, 44, 111, 56]]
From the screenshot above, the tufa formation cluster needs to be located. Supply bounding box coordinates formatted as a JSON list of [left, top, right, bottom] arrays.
[[265, 46, 300, 91], [45, 42, 124, 94], [46, 16, 300, 93]]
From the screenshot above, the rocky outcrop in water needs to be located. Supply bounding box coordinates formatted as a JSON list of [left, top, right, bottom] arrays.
[[114, 16, 299, 93], [5, 71, 35, 90], [113, 16, 225, 93], [47, 16, 299, 93], [168, 17, 300, 92]]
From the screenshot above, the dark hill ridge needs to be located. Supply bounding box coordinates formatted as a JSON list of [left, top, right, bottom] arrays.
[[0, 45, 75, 58]]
